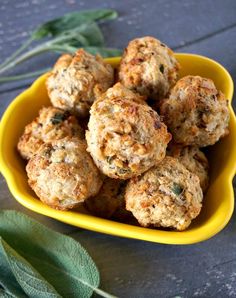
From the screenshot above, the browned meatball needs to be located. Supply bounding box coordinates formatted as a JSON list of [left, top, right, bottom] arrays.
[[119, 36, 180, 102], [86, 83, 171, 179], [160, 75, 229, 146], [125, 157, 203, 231], [47, 49, 114, 117], [26, 137, 103, 210], [17, 106, 83, 160]]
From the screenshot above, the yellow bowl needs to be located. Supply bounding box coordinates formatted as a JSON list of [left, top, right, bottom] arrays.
[[0, 53, 235, 244]]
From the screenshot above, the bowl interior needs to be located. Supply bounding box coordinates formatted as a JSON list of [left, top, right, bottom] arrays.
[[0, 53, 235, 244]]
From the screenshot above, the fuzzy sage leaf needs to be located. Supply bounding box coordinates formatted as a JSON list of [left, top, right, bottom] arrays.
[[0, 210, 116, 298], [0, 237, 60, 298], [32, 9, 118, 39], [53, 44, 122, 57], [0, 288, 19, 298], [0, 247, 28, 298], [83, 47, 122, 57]]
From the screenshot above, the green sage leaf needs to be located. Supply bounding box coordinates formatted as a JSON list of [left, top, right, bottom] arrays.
[[77, 22, 104, 47], [0, 288, 16, 298], [0, 237, 60, 298], [49, 44, 122, 58], [32, 9, 118, 40], [0, 210, 100, 298], [0, 243, 28, 298], [83, 47, 122, 57]]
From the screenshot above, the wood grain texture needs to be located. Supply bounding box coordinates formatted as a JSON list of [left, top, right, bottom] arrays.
[[1, 0, 236, 91], [0, 1, 236, 297]]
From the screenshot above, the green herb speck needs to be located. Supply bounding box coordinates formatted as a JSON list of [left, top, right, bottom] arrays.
[[172, 183, 183, 195], [118, 168, 129, 175], [50, 112, 69, 124], [159, 64, 164, 74]]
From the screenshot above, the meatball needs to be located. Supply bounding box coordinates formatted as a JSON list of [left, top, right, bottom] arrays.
[[17, 106, 84, 160], [160, 75, 229, 146], [86, 83, 171, 179], [118, 36, 180, 102], [167, 143, 209, 192], [46, 49, 114, 117], [26, 137, 103, 210], [125, 156, 203, 231], [85, 177, 132, 221]]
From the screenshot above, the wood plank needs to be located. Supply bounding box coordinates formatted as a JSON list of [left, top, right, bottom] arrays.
[[0, 0, 236, 55], [70, 215, 236, 297], [1, 0, 236, 92]]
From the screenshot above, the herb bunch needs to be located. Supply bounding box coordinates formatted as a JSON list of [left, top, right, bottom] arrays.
[[0, 9, 121, 84]]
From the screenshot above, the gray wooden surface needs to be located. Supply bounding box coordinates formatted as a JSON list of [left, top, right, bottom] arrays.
[[1, 1, 236, 297]]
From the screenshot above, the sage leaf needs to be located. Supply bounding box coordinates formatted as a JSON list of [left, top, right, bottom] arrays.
[[51, 22, 105, 48], [75, 22, 105, 47], [50, 44, 122, 58], [59, 22, 105, 49], [0, 242, 28, 298], [82, 47, 122, 58], [0, 288, 15, 298], [32, 9, 118, 40], [0, 237, 60, 298], [0, 210, 101, 298]]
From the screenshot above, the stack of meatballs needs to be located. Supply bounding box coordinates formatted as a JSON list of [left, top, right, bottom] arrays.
[[18, 37, 230, 231]]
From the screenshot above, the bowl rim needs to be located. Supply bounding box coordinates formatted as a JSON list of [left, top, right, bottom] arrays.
[[0, 53, 235, 245]]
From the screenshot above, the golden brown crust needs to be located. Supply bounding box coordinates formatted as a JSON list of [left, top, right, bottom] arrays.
[[53, 54, 73, 71], [125, 156, 203, 230], [86, 83, 171, 179], [160, 75, 230, 146], [118, 36, 180, 102], [26, 137, 103, 210], [17, 106, 84, 160], [46, 49, 114, 117]]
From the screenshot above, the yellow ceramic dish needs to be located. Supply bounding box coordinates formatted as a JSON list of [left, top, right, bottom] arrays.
[[0, 53, 235, 244]]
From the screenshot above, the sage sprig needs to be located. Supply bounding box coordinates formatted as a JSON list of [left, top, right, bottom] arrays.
[[0, 9, 121, 84], [0, 210, 116, 298]]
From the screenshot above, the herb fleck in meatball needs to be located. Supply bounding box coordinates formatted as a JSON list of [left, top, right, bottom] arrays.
[[47, 49, 114, 117], [125, 156, 203, 231], [167, 143, 209, 192], [160, 75, 229, 146], [86, 83, 171, 179], [26, 137, 103, 210], [17, 106, 84, 160], [119, 36, 180, 102]]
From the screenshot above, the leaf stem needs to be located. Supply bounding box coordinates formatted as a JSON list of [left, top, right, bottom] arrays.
[[93, 287, 118, 298], [0, 26, 89, 75], [0, 36, 34, 70], [0, 68, 50, 83], [27, 253, 117, 298], [0, 46, 50, 75]]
